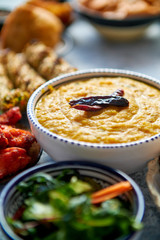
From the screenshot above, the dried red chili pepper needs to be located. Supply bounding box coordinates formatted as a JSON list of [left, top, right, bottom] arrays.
[[112, 89, 124, 96], [69, 89, 129, 111], [71, 104, 103, 111]]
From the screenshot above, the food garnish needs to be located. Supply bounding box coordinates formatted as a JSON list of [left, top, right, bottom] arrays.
[[1, 89, 30, 112], [69, 89, 129, 111], [91, 181, 132, 204], [8, 170, 142, 240]]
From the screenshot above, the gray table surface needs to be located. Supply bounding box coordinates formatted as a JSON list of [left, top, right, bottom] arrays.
[[64, 18, 160, 240], [1, 2, 160, 238]]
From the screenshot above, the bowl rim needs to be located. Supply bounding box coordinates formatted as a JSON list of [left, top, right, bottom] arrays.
[[0, 160, 145, 240], [27, 68, 160, 149], [71, 0, 160, 27]]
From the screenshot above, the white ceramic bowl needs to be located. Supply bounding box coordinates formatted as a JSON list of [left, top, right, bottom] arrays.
[[27, 68, 160, 173], [71, 0, 160, 41]]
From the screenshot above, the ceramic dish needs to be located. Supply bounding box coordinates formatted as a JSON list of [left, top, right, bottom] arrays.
[[146, 157, 160, 209], [27, 68, 160, 174], [0, 161, 145, 240], [71, 0, 160, 41], [55, 31, 74, 57]]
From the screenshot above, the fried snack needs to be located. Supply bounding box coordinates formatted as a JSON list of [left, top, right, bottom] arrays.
[[79, 0, 160, 20], [0, 42, 76, 111], [0, 56, 14, 109], [0, 57, 13, 91], [24, 41, 77, 80], [3, 50, 46, 93], [24, 40, 57, 69], [38, 57, 77, 80], [0, 124, 41, 180], [0, 129, 8, 149], [0, 123, 41, 180], [0, 57, 28, 112], [1, 4, 64, 52], [26, 0, 73, 26], [0, 124, 36, 150], [0, 147, 32, 179], [0, 107, 22, 125]]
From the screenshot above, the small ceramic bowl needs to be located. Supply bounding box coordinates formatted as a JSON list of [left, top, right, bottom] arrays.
[[27, 68, 160, 173], [71, 0, 160, 41], [146, 157, 160, 209], [0, 161, 145, 240]]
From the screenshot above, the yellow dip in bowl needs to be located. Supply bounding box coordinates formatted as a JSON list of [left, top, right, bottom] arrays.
[[35, 76, 160, 144]]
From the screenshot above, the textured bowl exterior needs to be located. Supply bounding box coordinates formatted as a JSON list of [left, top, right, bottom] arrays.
[[71, 0, 160, 26], [74, 6, 160, 27], [92, 23, 150, 41], [71, 0, 160, 40], [0, 161, 144, 240], [27, 69, 160, 173]]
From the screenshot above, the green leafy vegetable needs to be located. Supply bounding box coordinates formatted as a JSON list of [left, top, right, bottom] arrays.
[[8, 170, 143, 240]]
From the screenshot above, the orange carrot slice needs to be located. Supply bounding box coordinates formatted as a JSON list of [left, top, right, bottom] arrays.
[[91, 181, 132, 204]]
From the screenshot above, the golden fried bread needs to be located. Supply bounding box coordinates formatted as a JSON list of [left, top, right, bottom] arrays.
[[26, 0, 73, 26], [1, 5, 64, 52]]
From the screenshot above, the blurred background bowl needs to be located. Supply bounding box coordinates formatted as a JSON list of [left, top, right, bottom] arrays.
[[0, 160, 145, 240], [27, 68, 160, 174], [71, 0, 160, 41]]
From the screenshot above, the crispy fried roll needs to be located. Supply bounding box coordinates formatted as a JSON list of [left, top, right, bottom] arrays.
[[24, 41, 57, 69], [0, 56, 14, 111], [38, 56, 77, 80], [0, 53, 29, 112], [24, 41, 77, 80], [0, 57, 13, 97], [3, 50, 46, 93]]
